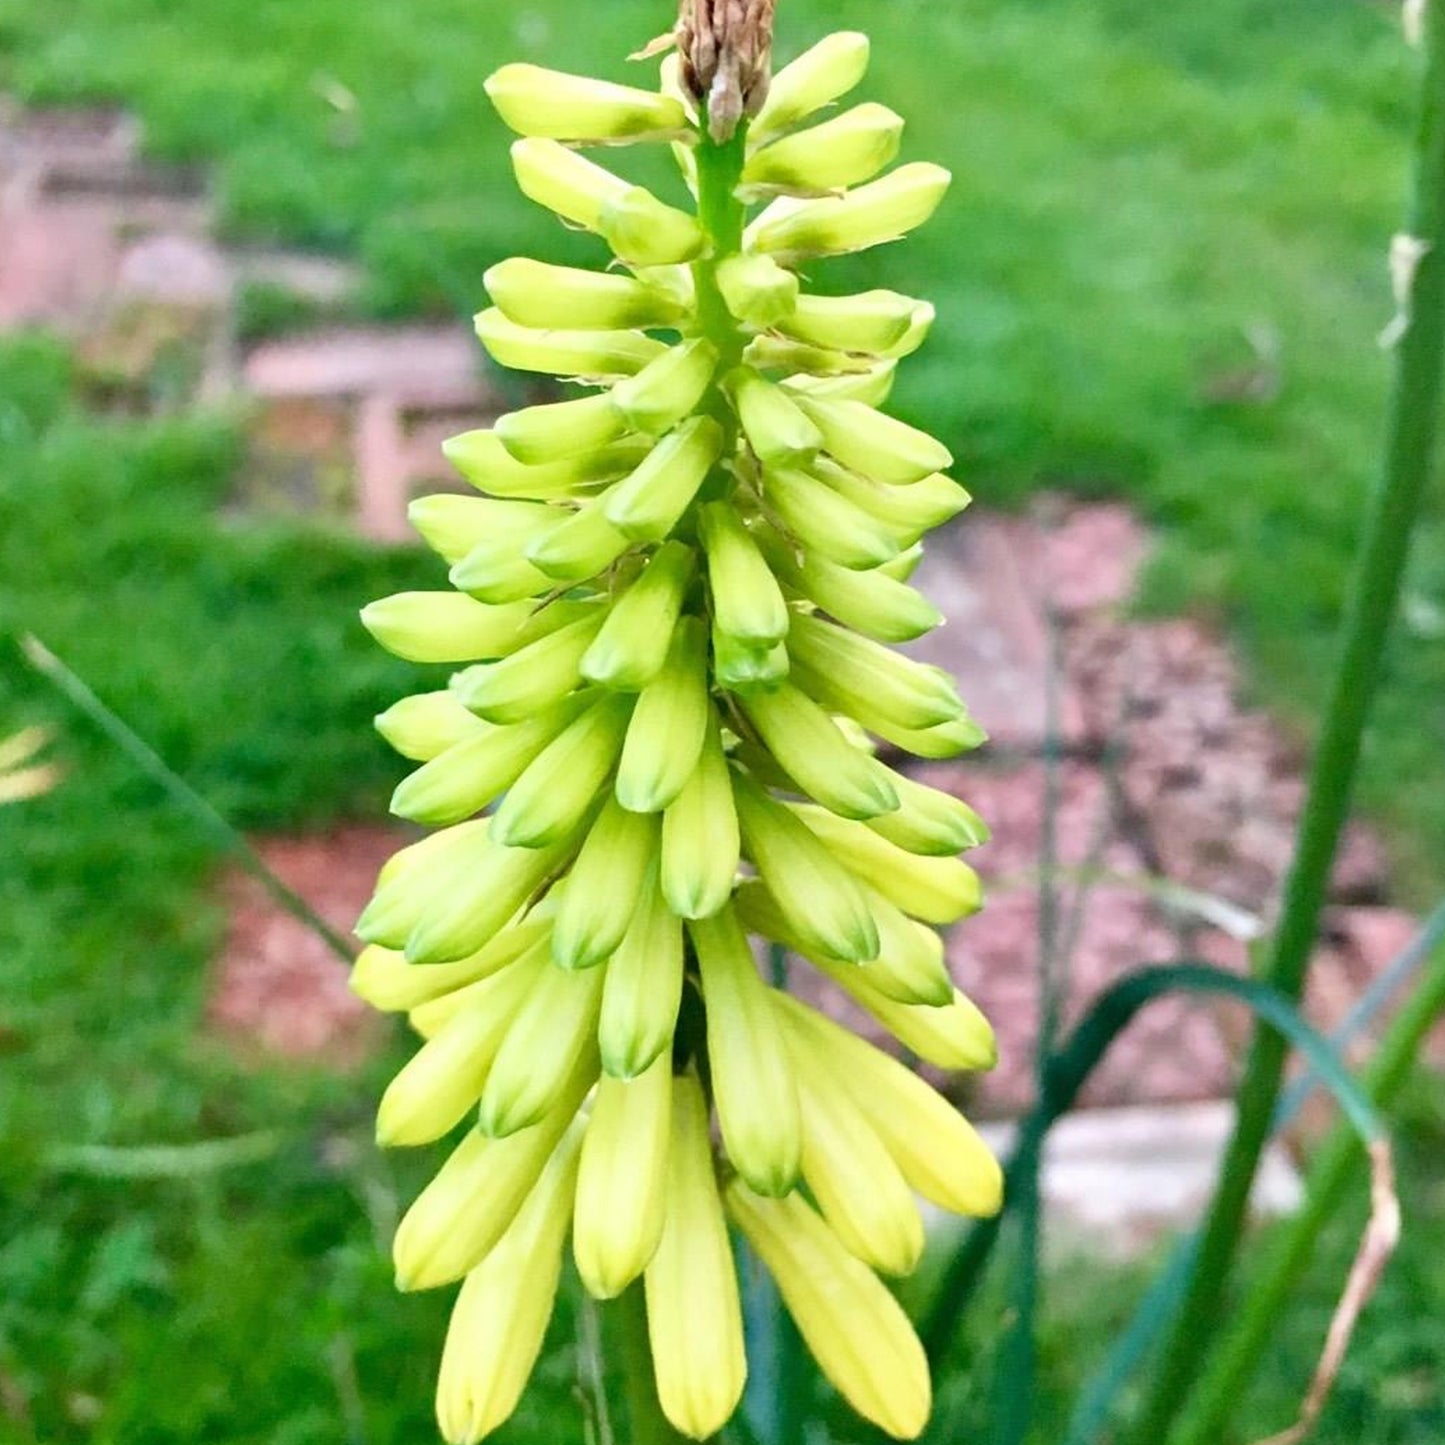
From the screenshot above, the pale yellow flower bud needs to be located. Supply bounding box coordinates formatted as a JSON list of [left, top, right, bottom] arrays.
[[645, 1072, 748, 1439], [660, 713, 740, 920], [611, 338, 718, 435], [524, 494, 634, 583], [712, 627, 790, 690], [616, 616, 710, 812], [550, 796, 660, 969], [764, 465, 903, 570], [744, 102, 903, 195], [580, 540, 696, 689], [750, 31, 870, 142], [486, 63, 690, 142], [476, 307, 664, 379], [374, 689, 488, 762], [604, 416, 724, 541], [453, 609, 605, 724], [361, 592, 543, 664], [690, 905, 802, 1196], [816, 462, 970, 545], [794, 394, 953, 485], [573, 1059, 672, 1299], [443, 428, 650, 499], [726, 1182, 932, 1441], [779, 288, 921, 354], [485, 256, 690, 332], [495, 393, 629, 466], [599, 860, 685, 1077], [782, 360, 897, 407], [714, 253, 800, 326], [697, 502, 790, 648], [509, 136, 628, 230], [866, 770, 990, 855], [767, 541, 942, 643], [728, 367, 824, 464], [598, 187, 708, 266]]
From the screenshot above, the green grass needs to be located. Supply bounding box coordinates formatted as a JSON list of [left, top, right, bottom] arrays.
[[1, 1, 1444, 1441]]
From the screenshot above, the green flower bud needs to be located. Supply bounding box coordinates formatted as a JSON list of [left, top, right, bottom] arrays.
[[751, 31, 871, 141], [876, 540, 925, 582], [728, 367, 824, 464], [790, 802, 982, 923], [580, 540, 696, 689], [486, 63, 690, 142], [476, 307, 665, 379], [882, 300, 936, 358], [489, 692, 632, 848], [794, 394, 952, 485], [359, 821, 489, 946], [817, 461, 970, 544], [764, 465, 902, 570], [616, 616, 710, 812], [409, 495, 545, 565], [746, 161, 952, 261], [443, 428, 650, 498], [510, 136, 628, 229], [599, 860, 685, 1077], [374, 689, 488, 762], [495, 392, 629, 466], [866, 712, 988, 759], [834, 971, 997, 1071], [389, 694, 588, 826], [782, 361, 897, 408], [376, 943, 545, 1146], [737, 681, 898, 820], [690, 904, 802, 1197], [611, 338, 718, 435], [449, 526, 557, 606], [732, 771, 879, 962], [714, 253, 800, 326], [604, 416, 724, 541], [550, 796, 660, 969], [485, 256, 690, 331], [778, 288, 920, 354], [744, 102, 904, 195], [524, 494, 633, 583], [713, 626, 790, 691], [453, 608, 605, 723], [477, 960, 605, 1137], [697, 502, 790, 648], [766, 539, 942, 643], [360, 592, 544, 664], [598, 186, 708, 266], [660, 713, 739, 920], [867, 771, 990, 855], [744, 333, 879, 376]]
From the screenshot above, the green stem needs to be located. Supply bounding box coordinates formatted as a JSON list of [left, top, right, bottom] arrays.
[[1172, 926, 1445, 1445], [607, 1285, 694, 1445], [1130, 13, 1445, 1439]]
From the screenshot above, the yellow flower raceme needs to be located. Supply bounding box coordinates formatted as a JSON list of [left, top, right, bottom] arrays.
[[355, 32, 1004, 1443]]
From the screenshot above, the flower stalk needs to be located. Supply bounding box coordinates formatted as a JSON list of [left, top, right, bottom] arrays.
[[1131, 7, 1445, 1438]]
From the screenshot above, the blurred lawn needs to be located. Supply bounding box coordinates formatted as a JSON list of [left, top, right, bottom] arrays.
[[1, 1, 1444, 1442]]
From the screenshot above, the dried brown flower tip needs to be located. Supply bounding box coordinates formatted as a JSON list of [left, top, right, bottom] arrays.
[[677, 0, 776, 142]]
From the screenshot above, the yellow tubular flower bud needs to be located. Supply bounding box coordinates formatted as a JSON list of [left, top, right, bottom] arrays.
[[867, 769, 990, 855], [743, 102, 904, 195], [494, 393, 629, 466], [477, 962, 605, 1137], [390, 694, 588, 826], [375, 690, 489, 762], [778, 288, 920, 354], [510, 136, 628, 229], [403, 831, 575, 964], [598, 187, 708, 267], [572, 1058, 672, 1299], [817, 462, 971, 544], [764, 465, 903, 569], [737, 682, 898, 820], [616, 616, 710, 813], [524, 493, 633, 582], [793, 1063, 925, 1277], [489, 693, 631, 848], [360, 592, 546, 664], [376, 943, 547, 1146], [714, 253, 800, 327], [475, 308, 665, 380], [836, 968, 998, 1070], [453, 610, 605, 723], [750, 31, 871, 142], [726, 1183, 931, 1442], [612, 338, 718, 435], [350, 910, 553, 1013], [690, 905, 802, 1196], [773, 545, 942, 644], [856, 712, 989, 760], [778, 994, 1003, 1217], [434, 1118, 583, 1445], [732, 771, 879, 963], [795, 395, 952, 486], [733, 878, 950, 1008], [356, 821, 494, 950], [788, 612, 966, 728], [443, 428, 650, 498], [450, 536, 556, 607], [645, 1072, 748, 1439], [782, 361, 897, 407], [789, 802, 983, 923], [599, 860, 684, 1077], [392, 1052, 594, 1291], [728, 367, 823, 465], [697, 502, 789, 649], [604, 416, 724, 542], [485, 256, 690, 332], [486, 63, 689, 142], [550, 797, 659, 969], [580, 540, 696, 689], [408, 495, 546, 566], [660, 713, 740, 920], [745, 162, 953, 262]]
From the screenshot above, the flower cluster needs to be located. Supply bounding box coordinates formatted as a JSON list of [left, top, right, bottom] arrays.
[[355, 29, 1001, 1443]]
